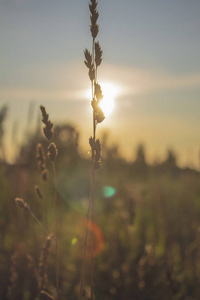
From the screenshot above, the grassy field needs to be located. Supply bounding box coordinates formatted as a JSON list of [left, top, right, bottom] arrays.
[[0, 121, 200, 299], [1, 0, 200, 299]]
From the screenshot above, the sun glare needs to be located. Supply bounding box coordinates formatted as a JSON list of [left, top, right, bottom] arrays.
[[99, 82, 119, 117], [86, 81, 119, 117]]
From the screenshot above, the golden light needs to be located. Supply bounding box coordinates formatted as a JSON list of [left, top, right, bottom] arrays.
[[85, 81, 120, 117], [99, 81, 118, 117]]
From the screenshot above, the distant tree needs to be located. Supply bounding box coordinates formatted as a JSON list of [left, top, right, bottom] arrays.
[[132, 144, 148, 177], [159, 149, 180, 175], [163, 149, 177, 168], [17, 124, 80, 167], [54, 124, 79, 164], [135, 144, 146, 165], [167, 150, 176, 164]]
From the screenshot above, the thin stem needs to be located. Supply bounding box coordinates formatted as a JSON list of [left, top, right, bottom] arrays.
[[79, 37, 97, 300], [91, 81, 94, 101], [90, 165, 96, 300], [41, 180, 48, 230], [40, 291, 54, 300], [92, 38, 95, 70], [79, 85, 96, 300], [90, 36, 96, 300], [44, 182, 48, 229], [78, 168, 93, 300], [29, 210, 50, 238], [52, 161, 59, 300]]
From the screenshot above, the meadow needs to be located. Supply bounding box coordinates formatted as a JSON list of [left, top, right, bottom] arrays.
[[1, 0, 200, 299], [0, 111, 200, 299]]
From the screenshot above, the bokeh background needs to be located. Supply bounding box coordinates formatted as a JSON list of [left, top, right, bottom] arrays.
[[1, 0, 200, 166], [1, 0, 200, 299]]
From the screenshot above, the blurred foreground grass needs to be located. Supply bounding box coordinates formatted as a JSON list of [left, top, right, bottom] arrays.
[[0, 121, 200, 300]]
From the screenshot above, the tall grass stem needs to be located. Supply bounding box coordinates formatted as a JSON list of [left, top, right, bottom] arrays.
[[52, 161, 59, 299]]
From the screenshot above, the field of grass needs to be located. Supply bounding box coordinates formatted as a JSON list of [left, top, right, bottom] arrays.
[[1, 1, 200, 299], [0, 121, 200, 299]]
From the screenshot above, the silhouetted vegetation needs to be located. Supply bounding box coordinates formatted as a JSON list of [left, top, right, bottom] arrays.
[[0, 104, 200, 299]]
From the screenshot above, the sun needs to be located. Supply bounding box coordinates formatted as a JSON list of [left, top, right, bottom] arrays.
[[85, 81, 120, 117], [99, 82, 118, 117]]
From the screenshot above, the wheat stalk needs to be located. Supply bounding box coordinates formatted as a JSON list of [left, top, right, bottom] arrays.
[[79, 1, 104, 299], [38, 234, 53, 293], [14, 197, 52, 240], [40, 105, 59, 299]]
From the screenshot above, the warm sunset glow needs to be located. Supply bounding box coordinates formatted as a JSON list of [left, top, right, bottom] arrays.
[[99, 81, 118, 117], [85, 81, 120, 117]]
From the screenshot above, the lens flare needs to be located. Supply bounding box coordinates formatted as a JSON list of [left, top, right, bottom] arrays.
[[71, 237, 78, 245], [56, 169, 90, 212], [87, 220, 105, 255], [103, 186, 116, 198]]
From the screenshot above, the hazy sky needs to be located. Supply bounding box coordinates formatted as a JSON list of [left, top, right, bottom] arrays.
[[1, 0, 200, 167]]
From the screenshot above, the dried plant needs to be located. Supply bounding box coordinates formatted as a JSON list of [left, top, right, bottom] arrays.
[[15, 107, 58, 298], [15, 197, 30, 211], [35, 185, 43, 199], [8, 242, 54, 300], [15, 197, 50, 237], [36, 143, 48, 228], [38, 234, 53, 292], [40, 290, 55, 300], [14, 197, 54, 299], [8, 251, 38, 300], [79, 1, 105, 299], [36, 143, 48, 181], [7, 252, 20, 300], [47, 143, 58, 162], [13, 2, 105, 299], [40, 105, 59, 299], [26, 254, 38, 286], [40, 105, 54, 140]]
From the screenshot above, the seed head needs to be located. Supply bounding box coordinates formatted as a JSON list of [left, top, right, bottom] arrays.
[[38, 234, 53, 291], [43, 123, 53, 140], [40, 105, 54, 140], [89, 138, 102, 168], [47, 143, 58, 161], [95, 42, 103, 67], [94, 83, 103, 103], [91, 98, 98, 110], [91, 97, 105, 124], [84, 49, 93, 69], [90, 24, 99, 39], [40, 105, 49, 124], [89, 0, 97, 15], [95, 107, 105, 124], [34, 185, 43, 199], [89, 0, 99, 39], [89, 136, 95, 148], [90, 10, 99, 26], [89, 66, 95, 81], [15, 198, 30, 211], [36, 143, 46, 170], [42, 169, 48, 181], [94, 139, 102, 169]]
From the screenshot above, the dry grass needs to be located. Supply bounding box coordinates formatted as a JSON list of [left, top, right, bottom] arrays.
[[4, 1, 200, 300], [79, 1, 104, 299]]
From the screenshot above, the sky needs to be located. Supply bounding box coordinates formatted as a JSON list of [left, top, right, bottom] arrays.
[[0, 0, 200, 168]]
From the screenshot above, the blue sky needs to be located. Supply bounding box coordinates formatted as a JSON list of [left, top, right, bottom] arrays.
[[0, 0, 200, 167]]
